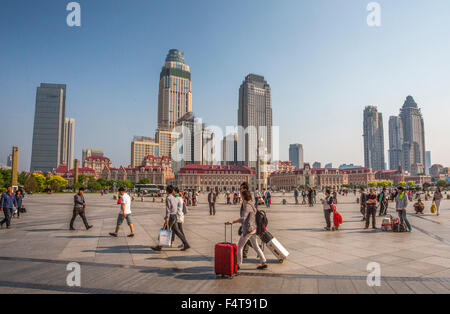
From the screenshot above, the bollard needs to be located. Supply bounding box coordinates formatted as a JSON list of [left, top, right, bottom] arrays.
[[153, 198, 155, 203], [161, 198, 164, 203], [282, 199, 287, 205], [141, 197, 144, 202], [356, 198, 360, 204]]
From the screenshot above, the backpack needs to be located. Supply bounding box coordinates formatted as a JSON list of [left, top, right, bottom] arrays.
[[255, 209, 268, 235]]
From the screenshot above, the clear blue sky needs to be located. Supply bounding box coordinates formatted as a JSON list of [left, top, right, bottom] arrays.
[[1, 0, 450, 171]]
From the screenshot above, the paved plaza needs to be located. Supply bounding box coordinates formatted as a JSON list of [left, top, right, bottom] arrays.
[[0, 192, 450, 294]]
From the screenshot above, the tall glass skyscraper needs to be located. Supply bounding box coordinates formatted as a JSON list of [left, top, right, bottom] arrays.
[[30, 83, 67, 172], [157, 49, 192, 131], [399, 96, 426, 173], [363, 106, 385, 171], [289, 144, 304, 169], [237, 74, 272, 169], [62, 118, 75, 170], [388, 116, 403, 170]]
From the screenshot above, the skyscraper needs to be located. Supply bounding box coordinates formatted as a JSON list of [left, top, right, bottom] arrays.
[[388, 116, 403, 170], [62, 118, 75, 170], [157, 49, 192, 131], [363, 106, 385, 171], [237, 74, 273, 169], [131, 137, 159, 168], [82, 148, 104, 165], [426, 151, 431, 175], [30, 83, 66, 173], [399, 96, 426, 173], [289, 144, 304, 169], [222, 133, 238, 165]]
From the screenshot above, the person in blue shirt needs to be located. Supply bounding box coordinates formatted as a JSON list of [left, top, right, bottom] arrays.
[[1, 186, 18, 229], [13, 189, 24, 219]]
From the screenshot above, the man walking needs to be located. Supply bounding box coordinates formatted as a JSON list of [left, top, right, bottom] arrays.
[[1, 186, 17, 229], [365, 188, 377, 229], [152, 185, 190, 251], [208, 188, 217, 216], [396, 187, 412, 232], [70, 188, 93, 230], [109, 187, 135, 237], [360, 188, 367, 221], [294, 188, 299, 205], [378, 187, 388, 216]]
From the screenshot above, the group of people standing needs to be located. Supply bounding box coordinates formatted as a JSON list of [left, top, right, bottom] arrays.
[[0, 186, 25, 229], [294, 187, 317, 207]]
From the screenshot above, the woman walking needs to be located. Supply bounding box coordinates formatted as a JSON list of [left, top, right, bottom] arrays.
[[433, 187, 443, 216], [14, 189, 24, 219], [226, 190, 268, 271]]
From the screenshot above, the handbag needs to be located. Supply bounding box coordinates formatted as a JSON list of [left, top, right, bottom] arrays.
[[430, 203, 437, 214], [158, 225, 172, 247]]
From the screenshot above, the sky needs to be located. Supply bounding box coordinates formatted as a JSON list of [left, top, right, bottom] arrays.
[[1, 0, 450, 172]]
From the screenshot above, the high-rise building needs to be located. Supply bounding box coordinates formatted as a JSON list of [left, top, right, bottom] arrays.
[[131, 136, 159, 168], [157, 49, 192, 131], [399, 96, 426, 173], [30, 83, 67, 173], [222, 133, 238, 165], [82, 148, 104, 165], [237, 74, 272, 169], [6, 154, 12, 167], [426, 151, 431, 175], [312, 162, 321, 169], [325, 163, 333, 169], [62, 118, 75, 170], [289, 144, 304, 169], [173, 112, 215, 170], [363, 106, 385, 171], [388, 116, 403, 170]]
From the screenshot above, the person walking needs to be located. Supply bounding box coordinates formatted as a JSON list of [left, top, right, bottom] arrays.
[[171, 188, 187, 248], [365, 188, 378, 229], [396, 187, 412, 232], [0, 186, 17, 229], [301, 189, 306, 204], [151, 185, 190, 251], [360, 188, 367, 221], [264, 189, 271, 208], [254, 188, 260, 209], [70, 188, 93, 230], [14, 189, 24, 219], [226, 190, 268, 271], [294, 188, 299, 205], [433, 187, 443, 216], [208, 189, 217, 216], [321, 189, 334, 231], [109, 187, 135, 237]]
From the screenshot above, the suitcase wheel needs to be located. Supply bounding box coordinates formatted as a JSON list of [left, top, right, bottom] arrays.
[[279, 259, 285, 264]]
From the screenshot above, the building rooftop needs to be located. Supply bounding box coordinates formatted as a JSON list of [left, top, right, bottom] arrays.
[[165, 49, 186, 64]]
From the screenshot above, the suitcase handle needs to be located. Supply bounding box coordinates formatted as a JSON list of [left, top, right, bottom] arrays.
[[224, 223, 233, 243]]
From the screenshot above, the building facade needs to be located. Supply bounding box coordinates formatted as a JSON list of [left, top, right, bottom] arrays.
[[176, 164, 256, 192], [62, 118, 75, 170], [30, 83, 67, 172], [237, 74, 273, 169], [289, 144, 304, 169], [222, 133, 238, 165], [131, 136, 159, 168], [388, 116, 403, 171], [399, 96, 426, 173], [83, 156, 112, 177], [363, 106, 385, 171], [426, 151, 431, 175], [82, 148, 104, 165]]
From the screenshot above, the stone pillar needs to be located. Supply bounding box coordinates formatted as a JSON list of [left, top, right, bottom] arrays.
[[11, 147, 19, 189], [74, 159, 79, 184]]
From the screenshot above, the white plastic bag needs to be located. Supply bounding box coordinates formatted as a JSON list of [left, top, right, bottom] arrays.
[[158, 228, 172, 247]]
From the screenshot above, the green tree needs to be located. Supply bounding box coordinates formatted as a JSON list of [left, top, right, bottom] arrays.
[[437, 180, 448, 187], [97, 178, 107, 188], [32, 173, 47, 191], [18, 172, 28, 186], [24, 175, 39, 193], [124, 180, 134, 188], [0, 169, 12, 188], [47, 175, 68, 192], [139, 178, 150, 184], [368, 182, 378, 188], [88, 180, 102, 191]]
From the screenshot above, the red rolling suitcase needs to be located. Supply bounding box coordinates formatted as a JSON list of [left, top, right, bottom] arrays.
[[215, 224, 238, 278]]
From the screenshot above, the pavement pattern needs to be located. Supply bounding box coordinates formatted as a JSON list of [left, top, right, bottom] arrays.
[[0, 192, 449, 294]]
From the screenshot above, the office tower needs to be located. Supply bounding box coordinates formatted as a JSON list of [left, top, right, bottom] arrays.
[[289, 144, 304, 169], [131, 137, 159, 168], [174, 112, 215, 170], [6, 154, 12, 167], [222, 133, 238, 165], [157, 49, 192, 131], [312, 162, 321, 169], [325, 163, 333, 169], [426, 151, 431, 175], [30, 83, 66, 173], [237, 74, 272, 169], [399, 96, 426, 173], [82, 148, 104, 165], [363, 106, 385, 171], [388, 116, 403, 170], [62, 118, 75, 169]]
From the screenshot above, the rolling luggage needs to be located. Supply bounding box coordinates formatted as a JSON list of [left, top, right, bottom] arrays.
[[259, 230, 274, 244], [215, 224, 238, 278], [266, 237, 289, 263]]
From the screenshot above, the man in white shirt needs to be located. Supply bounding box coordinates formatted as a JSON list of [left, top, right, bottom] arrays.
[[109, 187, 135, 237]]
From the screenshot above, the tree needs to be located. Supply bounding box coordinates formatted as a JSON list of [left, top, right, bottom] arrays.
[[47, 175, 68, 192], [124, 180, 134, 189], [368, 182, 378, 188], [97, 178, 107, 188], [407, 181, 416, 188], [32, 173, 47, 191], [88, 180, 102, 191], [78, 174, 87, 186], [18, 172, 28, 186], [24, 175, 39, 193], [139, 178, 150, 184], [0, 169, 12, 188]]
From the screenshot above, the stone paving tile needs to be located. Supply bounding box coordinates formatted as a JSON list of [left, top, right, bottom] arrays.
[[0, 193, 449, 294]]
